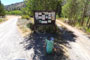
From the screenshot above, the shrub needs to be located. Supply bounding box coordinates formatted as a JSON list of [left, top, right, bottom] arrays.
[[22, 15, 30, 20], [0, 19, 2, 22], [6, 10, 22, 15], [0, 1, 5, 16]]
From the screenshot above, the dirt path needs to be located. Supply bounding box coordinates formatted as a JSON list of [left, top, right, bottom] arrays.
[[1, 16, 90, 60], [0, 16, 67, 60], [56, 20, 90, 60], [0, 16, 66, 60], [0, 16, 34, 60]]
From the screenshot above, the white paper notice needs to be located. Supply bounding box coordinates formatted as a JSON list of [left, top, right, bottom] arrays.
[[48, 20, 51, 23], [42, 21, 47, 24], [45, 12, 48, 15], [46, 16, 48, 19], [38, 16, 42, 19], [38, 12, 42, 15], [49, 13, 51, 16], [48, 17, 51, 19], [42, 15, 45, 20], [35, 12, 38, 19]]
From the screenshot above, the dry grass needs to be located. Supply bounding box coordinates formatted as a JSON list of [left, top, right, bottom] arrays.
[[17, 26, 31, 37], [57, 18, 66, 21], [17, 18, 32, 37], [30, 18, 34, 24], [0, 18, 7, 24]]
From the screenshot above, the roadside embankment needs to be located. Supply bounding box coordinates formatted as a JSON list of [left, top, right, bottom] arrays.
[[0, 16, 7, 24], [17, 18, 32, 37]]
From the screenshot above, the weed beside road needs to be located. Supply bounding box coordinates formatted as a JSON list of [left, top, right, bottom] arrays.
[[0, 19, 3, 22], [0, 17, 7, 23], [17, 18, 31, 37]]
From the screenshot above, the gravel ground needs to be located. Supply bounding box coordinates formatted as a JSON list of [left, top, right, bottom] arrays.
[[0, 17, 33, 60], [2, 16, 89, 60], [57, 20, 90, 60], [0, 16, 69, 60]]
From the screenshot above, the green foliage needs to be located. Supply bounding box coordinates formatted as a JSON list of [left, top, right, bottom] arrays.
[[56, 15, 59, 18], [56, 0, 62, 17], [23, 0, 62, 17], [34, 25, 57, 34], [6, 10, 22, 15], [86, 28, 90, 33], [62, 3, 69, 18], [21, 15, 30, 19], [27, 23, 34, 30], [0, 1, 5, 16], [62, 0, 80, 20], [62, 0, 90, 33], [0, 19, 2, 22]]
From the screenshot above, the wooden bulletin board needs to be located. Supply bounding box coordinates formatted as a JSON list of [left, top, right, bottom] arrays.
[[34, 11, 56, 25]]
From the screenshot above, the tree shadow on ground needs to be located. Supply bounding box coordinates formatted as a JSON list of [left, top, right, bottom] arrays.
[[55, 27, 77, 48], [20, 26, 77, 60]]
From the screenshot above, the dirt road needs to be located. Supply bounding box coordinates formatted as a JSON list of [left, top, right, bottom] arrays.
[[0, 16, 90, 60], [57, 20, 90, 60], [0, 16, 66, 60], [0, 16, 34, 60]]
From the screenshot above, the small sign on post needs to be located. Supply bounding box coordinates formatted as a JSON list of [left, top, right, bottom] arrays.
[[34, 11, 56, 25]]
